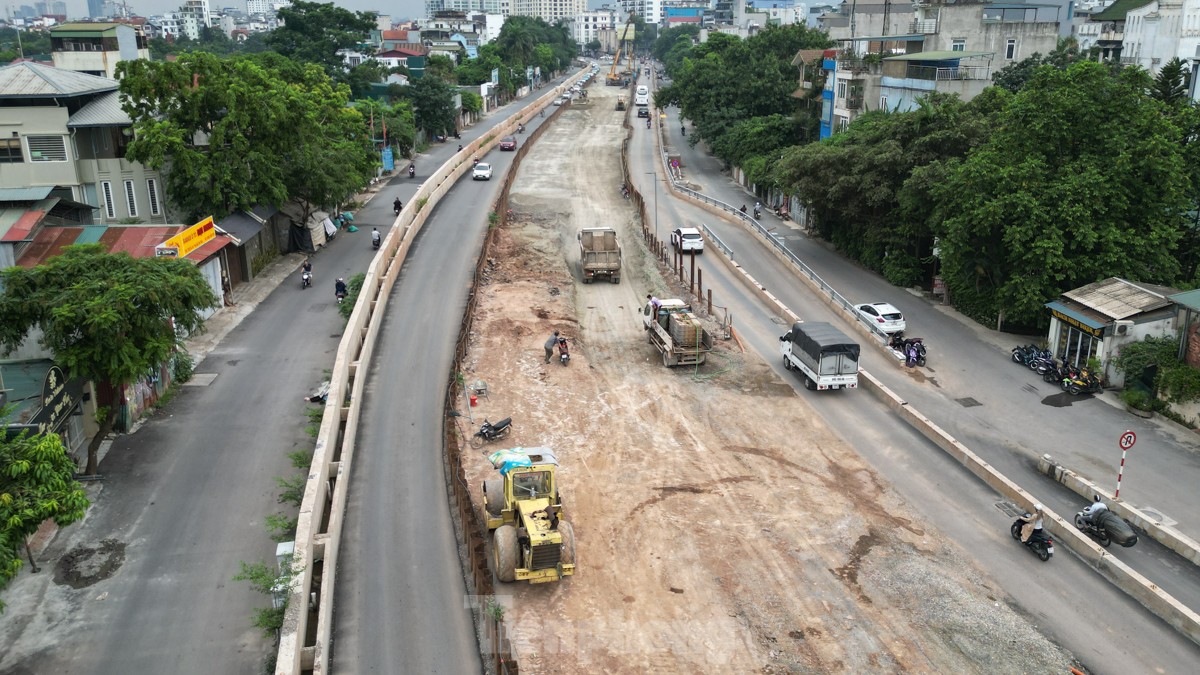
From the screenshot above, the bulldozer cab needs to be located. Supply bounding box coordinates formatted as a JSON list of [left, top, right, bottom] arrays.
[[511, 469, 552, 500]]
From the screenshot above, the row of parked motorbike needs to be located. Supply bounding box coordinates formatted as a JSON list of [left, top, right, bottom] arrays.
[[1011, 344, 1102, 395]]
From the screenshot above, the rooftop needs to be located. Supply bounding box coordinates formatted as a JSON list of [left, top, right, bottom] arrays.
[[0, 61, 117, 99], [1063, 277, 1179, 320]]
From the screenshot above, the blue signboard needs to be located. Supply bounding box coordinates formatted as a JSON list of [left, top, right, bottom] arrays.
[[381, 147, 394, 171]]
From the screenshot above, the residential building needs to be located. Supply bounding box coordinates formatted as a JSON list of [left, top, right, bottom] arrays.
[[620, 0, 663, 24], [49, 22, 149, 79], [663, 1, 708, 26], [246, 0, 272, 14], [0, 62, 175, 242], [511, 0, 587, 22], [758, 1, 809, 26], [426, 0, 509, 18], [179, 0, 212, 39], [1120, 0, 1200, 74], [818, 0, 1059, 137], [1074, 0, 1148, 61], [87, 0, 107, 18], [569, 7, 619, 44]]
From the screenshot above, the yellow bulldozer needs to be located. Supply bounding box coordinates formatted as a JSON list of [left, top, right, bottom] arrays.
[[483, 449, 575, 583]]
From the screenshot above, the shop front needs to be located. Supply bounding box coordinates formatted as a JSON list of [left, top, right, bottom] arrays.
[[2, 362, 89, 464], [1046, 301, 1106, 368]]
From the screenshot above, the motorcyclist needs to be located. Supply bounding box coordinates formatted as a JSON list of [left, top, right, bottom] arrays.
[[302, 258, 313, 275], [1082, 495, 1109, 525], [557, 336, 569, 359], [518, 123, 525, 133], [646, 118, 651, 128], [335, 277, 347, 299], [393, 198, 402, 215], [739, 204, 747, 215], [408, 164, 415, 178], [1019, 504, 1045, 543], [458, 144, 463, 152], [371, 228, 381, 247]]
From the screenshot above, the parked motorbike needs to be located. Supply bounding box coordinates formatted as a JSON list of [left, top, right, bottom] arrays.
[[470, 417, 513, 449], [1074, 509, 1138, 548], [1011, 516, 1055, 561], [1062, 367, 1102, 395], [888, 332, 927, 367], [301, 270, 311, 289], [558, 337, 570, 366]]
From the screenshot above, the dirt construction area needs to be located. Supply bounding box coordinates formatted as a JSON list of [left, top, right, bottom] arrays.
[[456, 81, 1080, 673]]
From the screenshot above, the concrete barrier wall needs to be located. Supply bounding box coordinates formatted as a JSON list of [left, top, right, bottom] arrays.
[[275, 70, 589, 675]]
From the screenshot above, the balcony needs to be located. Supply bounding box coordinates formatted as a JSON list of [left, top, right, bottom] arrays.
[[897, 64, 990, 81], [910, 19, 938, 34], [845, 95, 863, 110]]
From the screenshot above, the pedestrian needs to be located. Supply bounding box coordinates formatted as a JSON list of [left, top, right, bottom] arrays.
[[222, 274, 236, 307], [544, 331, 560, 364]]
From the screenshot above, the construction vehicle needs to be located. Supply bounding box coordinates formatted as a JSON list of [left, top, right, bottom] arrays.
[[578, 227, 622, 283], [616, 95, 626, 110], [642, 298, 713, 367], [483, 448, 575, 584], [606, 12, 637, 86], [780, 322, 860, 391]]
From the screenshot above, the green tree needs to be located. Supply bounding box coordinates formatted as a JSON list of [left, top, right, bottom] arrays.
[[455, 44, 504, 86], [344, 60, 387, 98], [586, 39, 602, 54], [266, 0, 375, 77], [933, 62, 1188, 327], [403, 75, 459, 138], [992, 37, 1095, 93], [354, 98, 416, 158], [0, 245, 219, 475], [426, 54, 458, 82], [1, 426, 89, 609], [1152, 57, 1190, 106]]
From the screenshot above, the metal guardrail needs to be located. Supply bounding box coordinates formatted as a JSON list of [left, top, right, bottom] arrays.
[[697, 223, 732, 260]]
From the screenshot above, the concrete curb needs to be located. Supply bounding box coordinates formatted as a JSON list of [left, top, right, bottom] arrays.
[[1038, 454, 1200, 567]]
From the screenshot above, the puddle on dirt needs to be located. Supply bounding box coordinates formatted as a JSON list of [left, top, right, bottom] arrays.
[[54, 538, 127, 589], [1042, 392, 1094, 407], [830, 530, 880, 602]]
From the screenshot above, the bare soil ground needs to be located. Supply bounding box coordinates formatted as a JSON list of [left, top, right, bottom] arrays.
[[457, 80, 1078, 673]]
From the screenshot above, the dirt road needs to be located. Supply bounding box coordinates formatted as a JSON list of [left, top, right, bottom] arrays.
[[457, 80, 1078, 673]]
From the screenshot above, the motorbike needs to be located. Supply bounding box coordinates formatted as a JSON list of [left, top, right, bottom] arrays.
[[1012, 344, 1050, 368], [1010, 516, 1054, 561], [1062, 367, 1102, 395], [753, 207, 761, 220], [888, 332, 927, 367], [470, 417, 513, 449], [558, 337, 570, 366], [301, 270, 311, 289], [408, 165, 416, 179], [394, 200, 402, 216], [371, 232, 381, 250], [518, 124, 525, 134], [336, 290, 347, 304], [1074, 509, 1138, 548], [646, 118, 651, 129]]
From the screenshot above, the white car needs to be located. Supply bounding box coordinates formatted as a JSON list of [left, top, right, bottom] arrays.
[[472, 162, 492, 180], [855, 302, 905, 334], [670, 227, 704, 254]]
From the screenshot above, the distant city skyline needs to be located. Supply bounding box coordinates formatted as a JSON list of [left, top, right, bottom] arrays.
[[31, 0, 614, 21]]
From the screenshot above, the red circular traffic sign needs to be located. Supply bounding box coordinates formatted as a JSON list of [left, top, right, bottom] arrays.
[[1119, 431, 1137, 451]]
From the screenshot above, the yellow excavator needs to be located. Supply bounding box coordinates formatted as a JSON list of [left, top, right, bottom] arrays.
[[606, 12, 637, 87]]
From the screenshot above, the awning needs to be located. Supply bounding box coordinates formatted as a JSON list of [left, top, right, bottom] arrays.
[[0, 186, 54, 201], [215, 211, 263, 245], [838, 33, 926, 43], [1168, 288, 1200, 313], [1045, 301, 1107, 337], [185, 233, 232, 263], [886, 50, 993, 61]]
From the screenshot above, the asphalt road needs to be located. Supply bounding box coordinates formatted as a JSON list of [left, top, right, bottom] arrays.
[[627, 73, 1200, 673], [0, 79, 565, 675], [329, 81, 571, 673]]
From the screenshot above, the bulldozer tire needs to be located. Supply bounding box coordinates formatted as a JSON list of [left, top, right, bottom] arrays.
[[494, 525, 518, 583], [484, 479, 505, 517], [558, 521, 576, 566]]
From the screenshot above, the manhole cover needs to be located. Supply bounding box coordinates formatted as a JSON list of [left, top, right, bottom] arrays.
[[184, 373, 218, 387], [956, 397, 982, 407], [770, 316, 789, 326], [1139, 507, 1177, 527], [996, 501, 1023, 517]]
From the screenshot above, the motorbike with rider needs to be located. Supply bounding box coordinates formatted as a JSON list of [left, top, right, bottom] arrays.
[[371, 227, 381, 250], [335, 277, 348, 304]]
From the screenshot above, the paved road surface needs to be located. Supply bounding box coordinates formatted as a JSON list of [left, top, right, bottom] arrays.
[[330, 80, 572, 673], [624, 75, 1200, 674]]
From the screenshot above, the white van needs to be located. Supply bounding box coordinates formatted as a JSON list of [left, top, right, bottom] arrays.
[[635, 85, 648, 96], [634, 93, 649, 106]]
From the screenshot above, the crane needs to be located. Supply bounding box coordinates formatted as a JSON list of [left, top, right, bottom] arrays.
[[606, 12, 637, 87]]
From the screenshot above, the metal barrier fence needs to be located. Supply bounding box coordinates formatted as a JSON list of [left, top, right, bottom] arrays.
[[274, 70, 588, 675]]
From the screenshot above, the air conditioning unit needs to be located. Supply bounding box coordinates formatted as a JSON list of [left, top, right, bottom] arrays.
[[1113, 320, 1134, 336]]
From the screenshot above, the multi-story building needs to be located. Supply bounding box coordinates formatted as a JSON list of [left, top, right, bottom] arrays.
[[0, 62, 174, 235], [757, 1, 809, 26], [1120, 0, 1200, 74], [569, 7, 619, 45], [1074, 0, 1145, 61], [663, 1, 708, 27], [818, 0, 1059, 137], [86, 0, 107, 18], [620, 0, 663, 24], [179, 0, 212, 39], [35, 1, 68, 15], [49, 23, 150, 79], [246, 0, 272, 14], [510, 0, 587, 22], [426, 0, 508, 17]]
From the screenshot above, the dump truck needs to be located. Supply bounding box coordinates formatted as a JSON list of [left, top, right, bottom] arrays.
[[578, 227, 622, 283], [483, 448, 575, 584], [642, 298, 713, 367], [779, 321, 860, 391]]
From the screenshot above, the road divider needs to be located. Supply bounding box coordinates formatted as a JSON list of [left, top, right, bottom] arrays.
[[274, 69, 588, 675]]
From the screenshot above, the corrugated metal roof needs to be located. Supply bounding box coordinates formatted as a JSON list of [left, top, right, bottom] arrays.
[[1062, 277, 1179, 320], [0, 61, 117, 99], [1168, 289, 1200, 312], [67, 90, 132, 127], [216, 211, 263, 244], [75, 225, 108, 244], [15, 226, 83, 267], [0, 186, 55, 201]]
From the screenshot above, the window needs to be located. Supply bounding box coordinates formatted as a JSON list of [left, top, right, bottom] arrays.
[[1006, 39, 1017, 60], [879, 95, 889, 110], [838, 116, 849, 132], [123, 180, 138, 218], [101, 181, 115, 219], [147, 178, 161, 216], [0, 135, 22, 163], [836, 80, 847, 100], [951, 39, 965, 52], [26, 135, 67, 162]]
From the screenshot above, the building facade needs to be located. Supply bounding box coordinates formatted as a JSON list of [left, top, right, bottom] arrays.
[[509, 0, 586, 22], [570, 7, 619, 44], [49, 23, 149, 79]]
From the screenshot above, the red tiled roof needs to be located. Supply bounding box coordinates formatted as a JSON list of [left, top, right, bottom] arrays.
[[395, 46, 426, 56], [377, 50, 410, 58], [381, 29, 408, 40]]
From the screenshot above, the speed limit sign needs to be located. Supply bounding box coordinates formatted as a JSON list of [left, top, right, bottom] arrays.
[[1119, 431, 1137, 450]]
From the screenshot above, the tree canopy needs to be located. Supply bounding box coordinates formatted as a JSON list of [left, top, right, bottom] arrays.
[[117, 52, 376, 221], [401, 76, 459, 138], [265, 0, 376, 78], [0, 245, 219, 473], [1, 426, 89, 610]]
